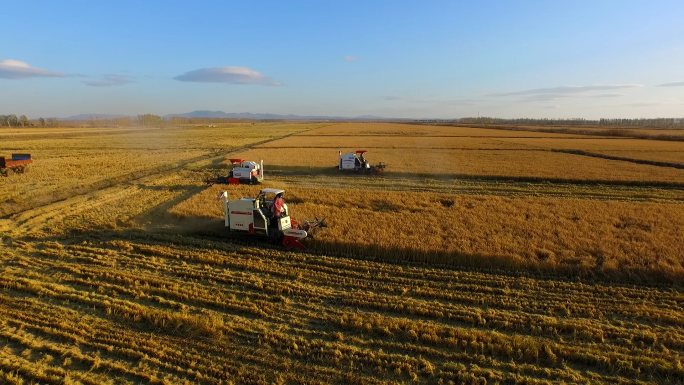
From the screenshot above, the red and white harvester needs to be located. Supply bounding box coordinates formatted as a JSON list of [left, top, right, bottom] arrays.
[[206, 158, 264, 186], [338, 150, 386, 174], [218, 188, 326, 250]]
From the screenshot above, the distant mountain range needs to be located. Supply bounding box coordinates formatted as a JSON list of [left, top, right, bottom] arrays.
[[59, 111, 390, 121], [59, 114, 131, 120]]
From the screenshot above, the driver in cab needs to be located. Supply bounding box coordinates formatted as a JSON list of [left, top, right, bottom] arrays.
[[272, 192, 285, 219]]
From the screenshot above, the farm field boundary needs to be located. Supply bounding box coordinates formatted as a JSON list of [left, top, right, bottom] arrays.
[[291, 134, 618, 139]]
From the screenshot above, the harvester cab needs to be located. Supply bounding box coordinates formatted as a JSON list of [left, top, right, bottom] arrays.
[[219, 188, 326, 250], [206, 158, 264, 186], [338, 150, 386, 174]]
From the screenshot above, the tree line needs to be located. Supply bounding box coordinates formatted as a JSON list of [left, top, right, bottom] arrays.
[[458, 117, 684, 128], [5, 113, 684, 129], [1, 114, 59, 127]]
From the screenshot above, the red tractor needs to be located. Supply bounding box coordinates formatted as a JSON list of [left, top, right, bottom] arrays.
[[1, 154, 32, 177]]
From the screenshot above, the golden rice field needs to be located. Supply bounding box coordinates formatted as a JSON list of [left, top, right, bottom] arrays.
[[2, 122, 684, 384], [593, 150, 684, 165], [504, 137, 684, 152], [236, 124, 684, 183], [233, 147, 684, 183], [257, 135, 534, 149], [296, 123, 595, 137], [0, 123, 323, 216], [171, 183, 684, 278], [490, 125, 684, 140], [505, 138, 684, 165], [2, 233, 683, 384]]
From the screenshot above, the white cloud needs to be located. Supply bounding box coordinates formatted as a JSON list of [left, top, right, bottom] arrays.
[[518, 92, 627, 103], [625, 102, 665, 107], [656, 81, 684, 87], [517, 94, 574, 102], [0, 59, 66, 79], [384, 95, 482, 105], [605, 100, 684, 108], [488, 84, 642, 97], [384, 95, 411, 101], [174, 66, 281, 85], [344, 56, 359, 62], [82, 74, 135, 87], [590, 93, 625, 98]]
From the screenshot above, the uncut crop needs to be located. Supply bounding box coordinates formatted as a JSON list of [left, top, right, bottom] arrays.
[[297, 122, 591, 137], [232, 147, 684, 183], [172, 184, 684, 279], [503, 137, 684, 165], [516, 125, 684, 140], [256, 135, 534, 149]]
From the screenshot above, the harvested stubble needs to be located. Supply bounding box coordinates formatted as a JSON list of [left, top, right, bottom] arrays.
[[171, 184, 684, 279], [0, 123, 324, 216], [1, 234, 682, 384], [232, 147, 684, 183]]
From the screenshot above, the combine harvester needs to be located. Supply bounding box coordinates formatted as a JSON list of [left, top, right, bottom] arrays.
[[0, 153, 32, 177], [206, 158, 264, 186], [218, 188, 326, 250], [338, 150, 386, 174]]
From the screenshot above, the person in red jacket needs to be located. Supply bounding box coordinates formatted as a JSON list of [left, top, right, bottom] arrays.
[[272, 193, 285, 218]]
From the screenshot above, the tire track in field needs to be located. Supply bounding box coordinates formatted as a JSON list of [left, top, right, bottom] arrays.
[[291, 134, 620, 139], [553, 149, 684, 170]]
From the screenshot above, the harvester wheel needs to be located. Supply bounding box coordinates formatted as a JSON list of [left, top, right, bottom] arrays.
[[5, 168, 14, 177]]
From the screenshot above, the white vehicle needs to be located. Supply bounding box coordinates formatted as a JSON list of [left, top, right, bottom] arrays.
[[206, 158, 264, 185], [218, 188, 326, 250], [338, 150, 387, 174]]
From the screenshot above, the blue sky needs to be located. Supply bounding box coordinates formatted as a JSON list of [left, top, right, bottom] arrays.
[[1, 1, 683, 119]]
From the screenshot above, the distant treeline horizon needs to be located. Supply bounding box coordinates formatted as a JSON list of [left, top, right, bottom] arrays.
[[456, 117, 684, 128], [2, 113, 684, 129]]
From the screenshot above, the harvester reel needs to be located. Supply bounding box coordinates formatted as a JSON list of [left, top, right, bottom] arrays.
[[298, 217, 327, 238], [205, 175, 230, 186]]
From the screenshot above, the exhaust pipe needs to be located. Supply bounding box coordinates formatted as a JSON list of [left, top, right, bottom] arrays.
[[339, 151, 342, 169], [223, 191, 229, 227], [260, 159, 264, 180]]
